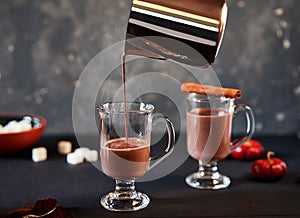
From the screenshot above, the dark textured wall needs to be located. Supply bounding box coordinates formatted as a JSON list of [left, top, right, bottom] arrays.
[[0, 0, 299, 135]]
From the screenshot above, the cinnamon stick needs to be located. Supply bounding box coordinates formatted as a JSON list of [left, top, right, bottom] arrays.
[[181, 82, 242, 99]]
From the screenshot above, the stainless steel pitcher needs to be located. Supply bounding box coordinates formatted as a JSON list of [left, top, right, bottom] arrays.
[[125, 0, 228, 66]]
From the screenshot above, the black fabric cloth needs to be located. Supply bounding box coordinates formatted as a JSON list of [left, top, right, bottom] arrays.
[[1, 135, 300, 217]]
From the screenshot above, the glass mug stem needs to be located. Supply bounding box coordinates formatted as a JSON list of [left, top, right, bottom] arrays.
[[198, 161, 218, 177], [114, 179, 137, 199]]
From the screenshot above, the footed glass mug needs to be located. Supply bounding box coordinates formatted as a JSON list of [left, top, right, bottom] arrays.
[[185, 93, 255, 190], [98, 102, 175, 212]]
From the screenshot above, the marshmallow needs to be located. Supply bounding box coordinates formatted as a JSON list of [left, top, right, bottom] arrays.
[[58, 141, 72, 155], [85, 150, 98, 162], [0, 119, 32, 134], [74, 147, 90, 156], [66, 152, 84, 165], [18, 120, 32, 131], [32, 147, 47, 162], [66, 147, 98, 165], [4, 121, 19, 132]]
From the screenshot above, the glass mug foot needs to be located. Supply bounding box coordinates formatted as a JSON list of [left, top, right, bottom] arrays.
[[100, 191, 150, 212], [185, 161, 231, 190], [185, 172, 231, 190]]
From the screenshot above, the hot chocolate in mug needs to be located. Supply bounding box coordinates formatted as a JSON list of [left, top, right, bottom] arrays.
[[185, 92, 255, 190], [98, 102, 175, 211]]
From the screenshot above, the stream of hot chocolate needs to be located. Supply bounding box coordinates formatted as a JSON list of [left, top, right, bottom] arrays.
[[121, 53, 129, 142]]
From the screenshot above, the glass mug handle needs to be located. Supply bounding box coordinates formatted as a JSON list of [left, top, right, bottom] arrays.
[[230, 104, 255, 152], [149, 114, 175, 169]]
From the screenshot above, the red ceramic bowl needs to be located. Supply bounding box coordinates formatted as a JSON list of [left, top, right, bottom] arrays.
[[0, 114, 47, 154]]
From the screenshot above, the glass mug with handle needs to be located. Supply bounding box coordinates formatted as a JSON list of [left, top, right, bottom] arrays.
[[185, 93, 255, 190], [98, 102, 175, 212]]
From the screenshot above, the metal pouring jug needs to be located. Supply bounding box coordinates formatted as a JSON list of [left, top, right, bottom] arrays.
[[125, 0, 228, 66]]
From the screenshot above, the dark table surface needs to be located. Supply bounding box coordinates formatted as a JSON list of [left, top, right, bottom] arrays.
[[1, 135, 300, 218]]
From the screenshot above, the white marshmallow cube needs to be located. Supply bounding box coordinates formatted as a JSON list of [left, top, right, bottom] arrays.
[[58, 141, 72, 155], [32, 147, 47, 162], [5, 121, 19, 132], [18, 120, 32, 131], [66, 152, 84, 165], [0, 119, 32, 134], [85, 150, 98, 162], [74, 147, 90, 156]]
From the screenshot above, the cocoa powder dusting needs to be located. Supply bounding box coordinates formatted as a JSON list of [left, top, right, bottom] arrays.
[[2, 198, 73, 218]]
